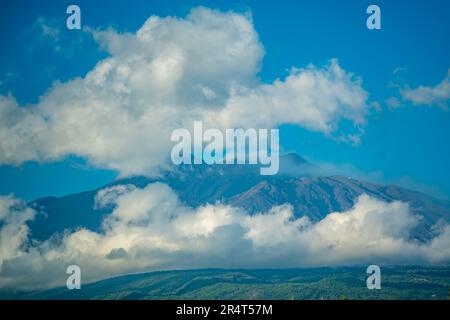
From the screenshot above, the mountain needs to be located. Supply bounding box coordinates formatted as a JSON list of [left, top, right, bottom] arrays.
[[227, 176, 450, 241], [28, 154, 450, 242], [2, 266, 450, 300]]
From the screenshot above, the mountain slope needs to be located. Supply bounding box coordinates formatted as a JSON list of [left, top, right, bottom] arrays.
[[2, 267, 450, 300], [28, 154, 450, 242], [227, 176, 450, 240]]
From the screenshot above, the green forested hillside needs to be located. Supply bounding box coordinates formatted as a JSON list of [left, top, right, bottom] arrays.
[[2, 267, 450, 300]]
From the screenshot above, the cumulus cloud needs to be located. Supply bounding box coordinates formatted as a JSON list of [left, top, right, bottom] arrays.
[[0, 184, 449, 290], [0, 7, 370, 176], [204, 59, 368, 133], [400, 69, 450, 109]]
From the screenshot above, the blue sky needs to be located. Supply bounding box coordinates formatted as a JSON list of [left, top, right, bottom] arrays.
[[0, 0, 449, 200]]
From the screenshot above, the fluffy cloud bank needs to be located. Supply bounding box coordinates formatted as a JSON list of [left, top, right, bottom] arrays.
[[400, 69, 450, 109], [0, 184, 449, 290], [0, 7, 369, 176]]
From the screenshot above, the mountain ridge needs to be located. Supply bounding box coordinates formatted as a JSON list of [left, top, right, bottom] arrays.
[[28, 154, 450, 242]]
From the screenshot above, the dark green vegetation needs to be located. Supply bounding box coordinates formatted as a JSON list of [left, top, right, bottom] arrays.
[[2, 267, 450, 300]]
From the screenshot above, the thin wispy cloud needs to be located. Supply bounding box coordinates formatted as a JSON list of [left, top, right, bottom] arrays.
[[400, 69, 450, 109]]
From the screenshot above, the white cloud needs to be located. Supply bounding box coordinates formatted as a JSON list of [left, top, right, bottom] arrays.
[[0, 7, 370, 176], [0, 195, 35, 266], [0, 185, 449, 290], [400, 69, 450, 109], [205, 60, 368, 133]]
